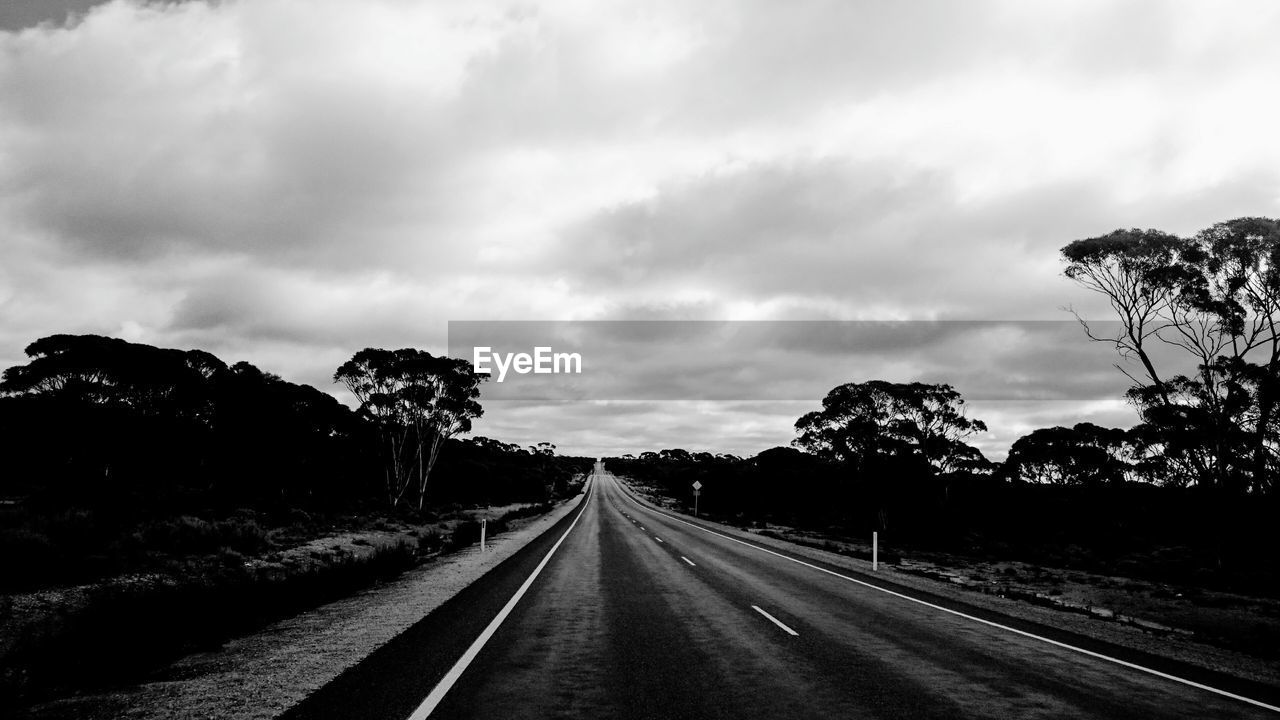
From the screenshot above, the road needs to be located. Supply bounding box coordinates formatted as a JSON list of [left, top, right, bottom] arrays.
[[283, 464, 1279, 719]]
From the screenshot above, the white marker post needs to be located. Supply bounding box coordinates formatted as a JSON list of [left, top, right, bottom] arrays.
[[481, 519, 487, 553], [872, 531, 878, 571]]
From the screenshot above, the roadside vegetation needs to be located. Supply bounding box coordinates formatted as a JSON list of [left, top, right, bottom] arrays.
[[0, 336, 590, 706]]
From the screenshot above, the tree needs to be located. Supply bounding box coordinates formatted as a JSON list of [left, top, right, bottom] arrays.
[[0, 334, 225, 419], [1003, 423, 1131, 486], [1062, 218, 1280, 494], [472, 436, 524, 454], [659, 448, 693, 463], [1, 334, 362, 508], [793, 381, 988, 474], [1061, 229, 1183, 401], [334, 348, 485, 510]]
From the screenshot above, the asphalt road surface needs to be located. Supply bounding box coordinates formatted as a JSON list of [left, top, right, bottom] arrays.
[[283, 464, 1280, 719]]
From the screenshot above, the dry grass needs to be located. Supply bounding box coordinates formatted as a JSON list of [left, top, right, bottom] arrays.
[[12, 494, 583, 720]]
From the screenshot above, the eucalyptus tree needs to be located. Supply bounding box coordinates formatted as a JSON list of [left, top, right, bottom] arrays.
[[793, 380, 988, 474], [0, 333, 226, 418], [1003, 423, 1132, 487], [334, 348, 485, 510], [1062, 217, 1280, 494]]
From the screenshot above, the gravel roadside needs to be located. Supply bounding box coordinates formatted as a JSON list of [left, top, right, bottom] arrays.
[[20, 490, 587, 720]]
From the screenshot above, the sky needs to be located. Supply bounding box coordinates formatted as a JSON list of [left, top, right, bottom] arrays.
[[2, 0, 1280, 459]]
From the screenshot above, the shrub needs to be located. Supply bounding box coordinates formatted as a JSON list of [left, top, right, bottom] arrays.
[[214, 518, 271, 554], [135, 515, 271, 557], [0, 538, 421, 703], [417, 530, 442, 555], [140, 516, 220, 555], [448, 520, 481, 550]]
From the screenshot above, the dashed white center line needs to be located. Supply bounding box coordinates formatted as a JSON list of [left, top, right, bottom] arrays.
[[681, 556, 696, 567], [655, 536, 663, 543], [613, 483, 1280, 715], [751, 605, 799, 636]]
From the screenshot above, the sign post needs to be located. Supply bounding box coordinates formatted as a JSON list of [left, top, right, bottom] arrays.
[[692, 481, 702, 517]]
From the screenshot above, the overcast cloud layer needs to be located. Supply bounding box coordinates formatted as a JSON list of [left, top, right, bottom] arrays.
[[3, 0, 1280, 458]]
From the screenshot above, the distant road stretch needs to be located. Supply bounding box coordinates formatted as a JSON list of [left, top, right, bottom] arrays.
[[283, 465, 1279, 719]]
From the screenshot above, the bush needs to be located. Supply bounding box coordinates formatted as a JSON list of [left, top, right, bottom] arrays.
[[497, 502, 553, 523], [140, 516, 219, 555], [214, 518, 271, 554], [137, 515, 271, 556], [448, 520, 481, 550], [417, 530, 443, 555], [0, 538, 420, 704]]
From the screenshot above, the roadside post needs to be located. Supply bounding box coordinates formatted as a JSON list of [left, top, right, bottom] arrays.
[[692, 481, 702, 517], [872, 531, 878, 571], [481, 519, 487, 553]]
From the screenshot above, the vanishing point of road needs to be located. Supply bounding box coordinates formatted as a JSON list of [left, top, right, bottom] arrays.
[[282, 464, 1280, 719]]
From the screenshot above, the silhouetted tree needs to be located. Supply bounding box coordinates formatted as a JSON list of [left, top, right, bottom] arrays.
[[1003, 423, 1131, 487], [334, 348, 485, 510], [0, 334, 362, 509], [793, 381, 988, 474], [0, 334, 224, 419], [659, 448, 693, 463], [1063, 217, 1280, 494]]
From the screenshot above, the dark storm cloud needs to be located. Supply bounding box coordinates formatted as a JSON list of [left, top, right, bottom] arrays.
[[0, 0, 111, 31]]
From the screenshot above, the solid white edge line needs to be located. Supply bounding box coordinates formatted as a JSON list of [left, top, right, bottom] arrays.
[[681, 556, 696, 566], [611, 478, 1280, 714], [752, 604, 799, 636], [406, 480, 595, 720]]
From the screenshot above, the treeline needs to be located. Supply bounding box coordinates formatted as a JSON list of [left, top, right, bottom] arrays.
[[0, 334, 589, 590], [609, 443, 1277, 594], [609, 371, 1277, 595], [609, 216, 1280, 595]]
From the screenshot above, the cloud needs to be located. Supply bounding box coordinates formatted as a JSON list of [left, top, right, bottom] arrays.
[[0, 0, 516, 270], [554, 159, 1280, 323], [2, 0, 1280, 457]]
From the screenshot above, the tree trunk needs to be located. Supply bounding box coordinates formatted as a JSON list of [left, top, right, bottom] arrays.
[[1253, 379, 1275, 494], [417, 432, 445, 510]]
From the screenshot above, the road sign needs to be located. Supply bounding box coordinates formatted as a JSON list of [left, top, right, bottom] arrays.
[[692, 481, 702, 490], [693, 489, 701, 497]]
